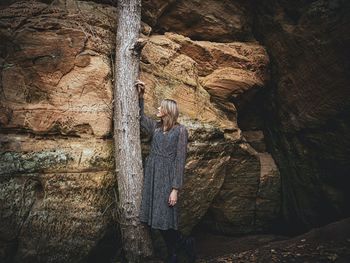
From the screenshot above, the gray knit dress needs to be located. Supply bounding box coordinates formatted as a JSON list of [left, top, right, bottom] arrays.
[[138, 97, 188, 230]]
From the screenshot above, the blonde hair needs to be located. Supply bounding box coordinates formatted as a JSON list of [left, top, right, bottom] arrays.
[[160, 99, 179, 131]]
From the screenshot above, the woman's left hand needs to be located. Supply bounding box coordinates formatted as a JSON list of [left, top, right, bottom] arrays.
[[168, 189, 178, 207]]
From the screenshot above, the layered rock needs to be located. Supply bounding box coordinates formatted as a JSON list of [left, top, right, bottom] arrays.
[[254, 0, 350, 232], [138, 32, 279, 234], [0, 135, 115, 262], [0, 1, 118, 262], [142, 0, 254, 42], [139, 32, 269, 135], [0, 1, 116, 137], [0, 0, 281, 262], [199, 139, 280, 235]]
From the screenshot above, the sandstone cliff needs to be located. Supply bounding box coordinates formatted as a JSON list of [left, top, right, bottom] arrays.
[[254, 0, 350, 233], [0, 0, 348, 262]]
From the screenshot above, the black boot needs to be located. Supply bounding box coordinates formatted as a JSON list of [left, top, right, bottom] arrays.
[[160, 229, 180, 263], [167, 253, 178, 263], [182, 236, 197, 263]]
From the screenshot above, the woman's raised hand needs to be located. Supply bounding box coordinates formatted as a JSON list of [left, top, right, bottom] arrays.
[[135, 79, 145, 98]]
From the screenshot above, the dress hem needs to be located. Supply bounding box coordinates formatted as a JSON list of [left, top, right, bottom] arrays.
[[140, 219, 178, 230]]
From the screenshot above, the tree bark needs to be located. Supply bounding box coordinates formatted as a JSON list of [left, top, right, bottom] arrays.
[[113, 0, 152, 262]]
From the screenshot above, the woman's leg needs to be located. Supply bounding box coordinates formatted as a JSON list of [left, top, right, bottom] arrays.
[[159, 228, 182, 256], [160, 228, 197, 263], [160, 228, 181, 263], [182, 235, 197, 263]]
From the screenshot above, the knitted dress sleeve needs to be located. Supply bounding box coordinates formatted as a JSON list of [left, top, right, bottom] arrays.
[[172, 125, 188, 190], [139, 97, 157, 136]]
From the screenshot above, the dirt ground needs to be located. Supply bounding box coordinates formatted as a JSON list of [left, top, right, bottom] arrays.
[[194, 232, 286, 261], [195, 218, 350, 263], [143, 217, 350, 263]]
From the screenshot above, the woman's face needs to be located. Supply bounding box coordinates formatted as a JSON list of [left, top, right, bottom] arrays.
[[156, 105, 166, 118]]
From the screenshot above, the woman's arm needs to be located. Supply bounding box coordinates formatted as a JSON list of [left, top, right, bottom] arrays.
[[172, 125, 188, 190], [139, 97, 157, 136], [135, 80, 157, 136]]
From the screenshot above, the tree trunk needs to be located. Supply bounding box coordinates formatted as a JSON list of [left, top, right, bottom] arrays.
[[113, 0, 152, 262]]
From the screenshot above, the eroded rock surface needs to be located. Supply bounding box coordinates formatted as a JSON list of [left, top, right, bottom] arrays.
[[142, 0, 255, 42], [254, 0, 350, 232], [0, 134, 115, 262], [0, 2, 118, 262], [0, 1, 281, 262], [0, 1, 115, 137], [138, 32, 278, 234]]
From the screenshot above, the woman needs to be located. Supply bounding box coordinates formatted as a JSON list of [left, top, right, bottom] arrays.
[[135, 80, 196, 263]]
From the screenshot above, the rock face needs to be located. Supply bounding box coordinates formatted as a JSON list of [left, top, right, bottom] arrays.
[[0, 2, 117, 262], [0, 1, 115, 137], [0, 0, 282, 262], [114, 0, 347, 241], [199, 145, 281, 235], [138, 32, 279, 234], [0, 135, 115, 262], [254, 0, 350, 232], [142, 0, 255, 42], [139, 32, 269, 136]]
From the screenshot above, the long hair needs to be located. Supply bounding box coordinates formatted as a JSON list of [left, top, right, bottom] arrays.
[[159, 99, 179, 131]]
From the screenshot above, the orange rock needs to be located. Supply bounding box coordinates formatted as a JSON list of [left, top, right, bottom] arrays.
[[0, 1, 280, 262], [142, 0, 254, 42]]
